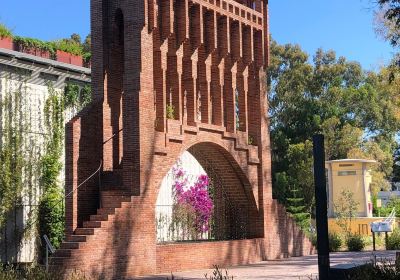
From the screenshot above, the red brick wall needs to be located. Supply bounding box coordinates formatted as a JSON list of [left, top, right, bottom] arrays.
[[59, 0, 316, 278]]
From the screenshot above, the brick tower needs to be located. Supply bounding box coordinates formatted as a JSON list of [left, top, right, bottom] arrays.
[[52, 0, 314, 278]]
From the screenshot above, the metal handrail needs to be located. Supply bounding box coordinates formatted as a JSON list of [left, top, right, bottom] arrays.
[[64, 160, 102, 199], [25, 161, 103, 235]]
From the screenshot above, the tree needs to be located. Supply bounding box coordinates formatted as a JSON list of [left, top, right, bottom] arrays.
[[286, 185, 310, 230], [334, 190, 360, 237], [268, 39, 400, 225], [376, 0, 400, 47]]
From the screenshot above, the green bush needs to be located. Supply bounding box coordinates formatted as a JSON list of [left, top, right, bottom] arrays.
[[38, 187, 65, 250], [0, 23, 12, 39], [310, 232, 317, 247], [13, 36, 55, 54], [306, 232, 342, 252], [52, 39, 83, 56], [387, 228, 400, 250], [346, 234, 365, 251], [328, 232, 342, 252]]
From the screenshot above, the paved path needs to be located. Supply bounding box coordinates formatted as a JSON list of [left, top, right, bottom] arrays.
[[137, 251, 396, 280]]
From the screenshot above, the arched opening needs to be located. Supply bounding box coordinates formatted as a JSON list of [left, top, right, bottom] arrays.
[[156, 143, 261, 243]]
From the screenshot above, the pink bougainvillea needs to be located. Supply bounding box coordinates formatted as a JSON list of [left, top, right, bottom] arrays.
[[172, 165, 213, 233]]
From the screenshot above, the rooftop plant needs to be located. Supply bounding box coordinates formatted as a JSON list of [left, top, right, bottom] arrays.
[[51, 39, 83, 56], [0, 23, 12, 38], [13, 36, 55, 53]]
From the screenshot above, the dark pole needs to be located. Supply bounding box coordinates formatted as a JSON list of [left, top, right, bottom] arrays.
[[313, 134, 330, 280]]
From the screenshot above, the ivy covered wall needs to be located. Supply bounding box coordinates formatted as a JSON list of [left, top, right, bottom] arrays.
[[0, 63, 91, 263]]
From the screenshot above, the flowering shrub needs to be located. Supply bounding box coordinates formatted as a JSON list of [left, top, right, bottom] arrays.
[[172, 164, 213, 234]]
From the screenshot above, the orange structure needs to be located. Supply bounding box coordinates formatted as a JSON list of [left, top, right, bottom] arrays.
[[51, 0, 314, 278]]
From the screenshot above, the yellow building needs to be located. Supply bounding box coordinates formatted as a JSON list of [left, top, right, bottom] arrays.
[[325, 159, 376, 218]]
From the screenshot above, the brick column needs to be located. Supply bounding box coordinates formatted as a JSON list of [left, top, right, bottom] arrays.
[[65, 119, 80, 235]]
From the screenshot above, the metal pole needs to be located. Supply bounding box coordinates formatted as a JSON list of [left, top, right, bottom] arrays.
[[372, 231, 376, 251], [45, 245, 49, 272], [313, 134, 330, 280]]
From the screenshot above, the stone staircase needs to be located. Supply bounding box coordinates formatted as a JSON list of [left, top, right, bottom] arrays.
[[50, 171, 131, 266]]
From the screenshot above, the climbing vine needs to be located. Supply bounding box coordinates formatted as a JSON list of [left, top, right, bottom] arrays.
[[0, 65, 91, 259], [0, 69, 36, 260], [38, 83, 65, 250], [38, 82, 92, 251]]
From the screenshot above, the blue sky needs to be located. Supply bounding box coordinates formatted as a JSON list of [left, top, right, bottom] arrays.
[[0, 0, 396, 70]]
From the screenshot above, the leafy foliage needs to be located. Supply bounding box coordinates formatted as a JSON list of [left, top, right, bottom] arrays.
[[38, 84, 65, 251], [377, 0, 400, 47], [0, 264, 90, 280], [0, 23, 12, 38], [13, 36, 55, 54], [387, 228, 400, 250], [346, 234, 365, 251], [268, 40, 400, 224], [286, 185, 310, 230], [334, 190, 359, 236], [52, 39, 83, 56], [328, 232, 342, 252], [0, 74, 27, 229]]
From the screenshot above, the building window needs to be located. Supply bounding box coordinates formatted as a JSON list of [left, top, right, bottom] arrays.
[[338, 170, 357, 176]]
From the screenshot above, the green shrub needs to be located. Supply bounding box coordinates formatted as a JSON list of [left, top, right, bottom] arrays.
[[52, 39, 83, 56], [0, 23, 12, 39], [328, 232, 342, 252], [387, 228, 400, 250], [310, 232, 317, 247], [83, 52, 91, 63], [38, 187, 65, 251], [346, 234, 365, 251], [13, 36, 55, 54], [351, 259, 400, 280]]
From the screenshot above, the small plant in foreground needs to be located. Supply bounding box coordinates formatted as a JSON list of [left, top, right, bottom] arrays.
[[387, 228, 400, 250], [328, 232, 342, 252], [0, 265, 90, 280], [346, 234, 365, 251], [204, 265, 233, 280]]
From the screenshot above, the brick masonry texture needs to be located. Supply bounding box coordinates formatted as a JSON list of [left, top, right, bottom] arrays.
[[51, 0, 315, 278]]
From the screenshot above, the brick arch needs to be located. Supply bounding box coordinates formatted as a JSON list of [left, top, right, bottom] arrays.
[[187, 142, 262, 238], [153, 141, 262, 240]]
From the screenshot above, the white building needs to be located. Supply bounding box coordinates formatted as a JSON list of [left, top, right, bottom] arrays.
[[0, 47, 90, 263]]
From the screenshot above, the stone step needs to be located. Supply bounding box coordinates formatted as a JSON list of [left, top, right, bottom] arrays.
[[97, 208, 116, 216], [90, 214, 109, 222], [66, 235, 87, 242], [74, 228, 96, 235], [60, 242, 80, 250], [49, 257, 69, 265], [83, 221, 102, 228], [101, 200, 122, 208], [100, 189, 130, 196], [52, 249, 72, 258]]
